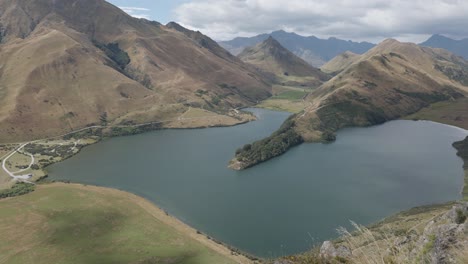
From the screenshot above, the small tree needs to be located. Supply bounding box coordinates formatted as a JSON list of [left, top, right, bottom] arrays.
[[99, 112, 108, 125]]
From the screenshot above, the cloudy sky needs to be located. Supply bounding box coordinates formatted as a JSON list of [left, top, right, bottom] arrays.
[[108, 0, 468, 43]]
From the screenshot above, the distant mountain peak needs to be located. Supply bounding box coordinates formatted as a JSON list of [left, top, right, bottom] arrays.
[[263, 36, 281, 47], [420, 34, 468, 59], [238, 37, 329, 80], [219, 31, 376, 67]]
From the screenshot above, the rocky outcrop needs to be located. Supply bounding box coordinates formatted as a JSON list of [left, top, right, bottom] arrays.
[[411, 204, 468, 263], [320, 241, 351, 259]]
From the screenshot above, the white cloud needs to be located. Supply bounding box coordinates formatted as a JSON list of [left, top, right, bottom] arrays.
[[174, 0, 468, 42], [120, 6, 151, 19]]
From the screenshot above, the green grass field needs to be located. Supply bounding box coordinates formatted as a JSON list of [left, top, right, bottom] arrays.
[[405, 98, 468, 130], [271, 90, 308, 100], [0, 184, 240, 264]]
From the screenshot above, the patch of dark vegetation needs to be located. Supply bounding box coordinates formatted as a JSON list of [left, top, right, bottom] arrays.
[[0, 24, 3, 43], [126, 67, 154, 89], [120, 92, 129, 98], [453, 136, 468, 200], [99, 112, 108, 126], [376, 55, 390, 67], [63, 127, 103, 140], [234, 115, 304, 169], [218, 83, 238, 90], [389, 52, 406, 60], [317, 100, 388, 133], [25, 144, 79, 159], [195, 89, 208, 97], [434, 64, 468, 86], [211, 96, 221, 105], [93, 41, 130, 69], [0, 183, 35, 199], [346, 90, 370, 104], [455, 209, 467, 224], [394, 87, 464, 104], [363, 81, 378, 89], [107, 123, 163, 137]]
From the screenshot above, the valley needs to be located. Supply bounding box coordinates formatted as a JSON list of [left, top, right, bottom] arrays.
[[0, 0, 468, 263], [232, 39, 468, 170]]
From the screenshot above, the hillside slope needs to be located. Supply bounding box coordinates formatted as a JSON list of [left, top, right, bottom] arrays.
[[219, 30, 375, 67], [320, 51, 361, 75], [238, 37, 329, 87], [0, 0, 271, 142], [0, 183, 251, 264], [231, 39, 468, 170]]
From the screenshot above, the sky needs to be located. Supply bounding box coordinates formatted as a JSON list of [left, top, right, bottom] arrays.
[[107, 0, 468, 43]]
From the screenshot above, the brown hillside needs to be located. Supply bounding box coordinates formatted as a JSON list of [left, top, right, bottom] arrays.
[[238, 36, 329, 87], [0, 0, 271, 142], [320, 51, 360, 74], [231, 39, 468, 170], [297, 39, 468, 140]]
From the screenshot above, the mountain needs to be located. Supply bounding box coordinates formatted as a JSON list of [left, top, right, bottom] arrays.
[[219, 30, 375, 67], [421, 34, 468, 59], [0, 0, 272, 142], [231, 39, 468, 170], [238, 37, 329, 87], [320, 51, 360, 74]]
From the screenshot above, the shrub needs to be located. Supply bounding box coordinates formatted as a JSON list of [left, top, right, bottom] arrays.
[[455, 209, 467, 224], [0, 183, 35, 199], [94, 41, 130, 69]]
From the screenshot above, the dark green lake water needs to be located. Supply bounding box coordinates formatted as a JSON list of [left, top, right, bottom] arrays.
[[47, 108, 468, 257]]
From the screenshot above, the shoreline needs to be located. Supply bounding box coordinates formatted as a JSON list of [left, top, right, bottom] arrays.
[[3, 109, 468, 262], [38, 182, 257, 264]]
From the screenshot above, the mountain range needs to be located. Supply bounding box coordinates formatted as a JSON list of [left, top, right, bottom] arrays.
[[0, 0, 272, 142], [219, 30, 376, 67], [421, 34, 468, 59]]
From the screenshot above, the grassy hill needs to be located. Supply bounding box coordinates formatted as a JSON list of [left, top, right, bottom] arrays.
[[320, 51, 360, 75], [231, 39, 468, 170], [237, 37, 330, 114], [0, 0, 271, 142], [238, 37, 329, 82], [0, 183, 252, 264]]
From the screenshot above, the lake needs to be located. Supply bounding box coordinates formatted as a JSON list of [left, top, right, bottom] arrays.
[[47, 108, 468, 258]]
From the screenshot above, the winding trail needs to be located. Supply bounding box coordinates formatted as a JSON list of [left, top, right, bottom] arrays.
[[1, 143, 35, 184], [1, 109, 243, 185]]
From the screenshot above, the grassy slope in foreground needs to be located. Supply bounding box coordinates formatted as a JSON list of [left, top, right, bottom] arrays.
[[0, 183, 251, 264]]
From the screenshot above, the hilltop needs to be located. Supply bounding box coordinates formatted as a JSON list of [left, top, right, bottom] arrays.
[[231, 39, 468, 170], [320, 51, 361, 75], [219, 30, 375, 67], [238, 37, 329, 87], [0, 0, 271, 142]]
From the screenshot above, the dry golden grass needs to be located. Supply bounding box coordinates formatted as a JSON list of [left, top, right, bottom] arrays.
[[321, 51, 361, 74], [294, 39, 468, 141], [257, 99, 307, 113], [0, 0, 271, 143]]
